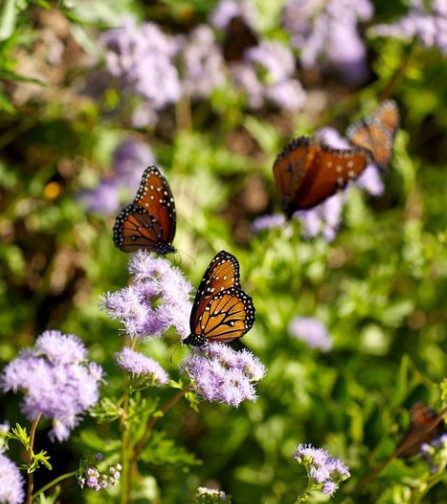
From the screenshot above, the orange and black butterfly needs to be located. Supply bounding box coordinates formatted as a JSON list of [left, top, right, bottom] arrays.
[[397, 402, 447, 458], [113, 165, 176, 254], [273, 136, 368, 218], [223, 15, 258, 62], [183, 250, 255, 347], [347, 100, 400, 168]]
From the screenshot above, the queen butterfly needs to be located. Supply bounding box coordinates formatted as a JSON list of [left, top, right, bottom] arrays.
[[346, 100, 400, 168], [113, 165, 176, 254], [397, 402, 447, 458], [273, 136, 368, 218], [183, 250, 255, 347]]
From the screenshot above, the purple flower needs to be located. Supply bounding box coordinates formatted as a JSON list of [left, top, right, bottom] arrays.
[[115, 348, 168, 384], [210, 0, 255, 30], [371, 0, 447, 54], [251, 213, 285, 233], [104, 252, 192, 339], [181, 343, 265, 407], [181, 25, 226, 99], [196, 486, 230, 502], [0, 453, 25, 504], [283, 0, 374, 85], [230, 40, 306, 110], [79, 138, 155, 215], [0, 331, 103, 442], [289, 317, 332, 352], [294, 444, 350, 495], [78, 464, 121, 491]]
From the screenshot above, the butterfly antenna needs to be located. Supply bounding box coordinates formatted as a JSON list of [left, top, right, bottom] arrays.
[[176, 249, 196, 268]]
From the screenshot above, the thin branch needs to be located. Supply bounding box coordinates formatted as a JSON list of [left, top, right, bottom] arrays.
[[32, 471, 78, 500], [26, 414, 42, 504]]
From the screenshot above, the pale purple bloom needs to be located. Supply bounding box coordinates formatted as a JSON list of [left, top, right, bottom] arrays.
[[78, 464, 121, 491], [420, 433, 447, 472], [294, 443, 350, 494], [371, 0, 447, 54], [289, 317, 332, 352], [231, 40, 306, 110], [251, 213, 285, 233], [0, 453, 25, 504], [210, 0, 255, 29], [105, 252, 192, 339], [79, 138, 154, 215], [115, 348, 168, 384], [181, 343, 265, 407], [0, 331, 103, 442], [283, 0, 374, 85], [181, 25, 226, 98]]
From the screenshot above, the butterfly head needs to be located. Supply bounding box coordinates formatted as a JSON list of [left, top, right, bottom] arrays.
[[182, 333, 207, 347], [280, 196, 296, 220], [157, 242, 176, 255]]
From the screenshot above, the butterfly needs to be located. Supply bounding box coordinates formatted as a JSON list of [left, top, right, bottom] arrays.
[[273, 136, 368, 218], [346, 100, 400, 168], [396, 402, 447, 458], [223, 15, 258, 62], [113, 165, 176, 254], [183, 250, 255, 347]]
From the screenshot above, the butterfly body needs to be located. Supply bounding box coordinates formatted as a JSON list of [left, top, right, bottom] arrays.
[[113, 165, 176, 254], [347, 100, 400, 168], [273, 136, 368, 217], [184, 250, 255, 347]]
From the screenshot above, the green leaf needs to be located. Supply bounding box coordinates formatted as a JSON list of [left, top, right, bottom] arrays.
[[0, 0, 16, 41]]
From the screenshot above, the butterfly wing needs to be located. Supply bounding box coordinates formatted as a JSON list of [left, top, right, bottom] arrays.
[[223, 16, 258, 62], [189, 250, 241, 332], [273, 137, 368, 214], [376, 100, 400, 133], [192, 287, 255, 343], [113, 165, 176, 254], [397, 403, 447, 458]]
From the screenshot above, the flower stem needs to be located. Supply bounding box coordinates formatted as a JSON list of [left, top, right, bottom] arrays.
[[26, 414, 41, 504], [411, 463, 447, 504], [293, 482, 314, 503], [32, 471, 77, 500], [133, 386, 191, 461], [120, 374, 131, 504]]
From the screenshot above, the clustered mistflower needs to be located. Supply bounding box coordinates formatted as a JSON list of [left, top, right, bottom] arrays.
[[115, 348, 169, 385], [181, 343, 265, 407], [289, 317, 332, 352], [0, 453, 25, 504], [294, 444, 350, 496], [78, 463, 122, 492], [79, 138, 155, 215], [0, 330, 103, 442], [283, 0, 374, 85], [251, 213, 286, 233], [104, 251, 192, 339], [421, 433, 447, 473], [371, 0, 447, 54]]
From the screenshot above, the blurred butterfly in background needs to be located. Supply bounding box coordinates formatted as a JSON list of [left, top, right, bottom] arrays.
[[223, 15, 258, 62], [396, 402, 447, 458], [183, 250, 255, 347], [346, 100, 400, 168], [113, 165, 176, 254], [273, 136, 368, 218]]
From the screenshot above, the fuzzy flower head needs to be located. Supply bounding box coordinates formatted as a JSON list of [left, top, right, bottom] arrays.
[[78, 463, 122, 492], [104, 252, 192, 339], [421, 433, 447, 473], [115, 348, 168, 385], [289, 317, 332, 352], [210, 0, 255, 30], [0, 331, 103, 442], [195, 486, 231, 503], [294, 444, 350, 496], [230, 40, 306, 110], [181, 343, 265, 407], [251, 213, 286, 233], [0, 453, 25, 504], [283, 0, 374, 85]]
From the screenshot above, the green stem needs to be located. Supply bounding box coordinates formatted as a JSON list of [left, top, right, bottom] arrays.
[[293, 482, 315, 504], [411, 464, 447, 504], [26, 414, 41, 504], [32, 471, 77, 500]]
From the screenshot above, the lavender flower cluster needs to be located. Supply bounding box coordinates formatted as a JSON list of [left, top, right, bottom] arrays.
[[289, 317, 332, 352], [371, 0, 447, 54], [294, 443, 350, 496], [115, 347, 169, 385], [181, 343, 265, 407], [79, 138, 154, 215], [195, 486, 231, 503], [283, 0, 374, 85], [0, 453, 25, 504], [104, 251, 192, 339], [0, 330, 103, 442], [78, 463, 122, 491], [421, 433, 447, 473]]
